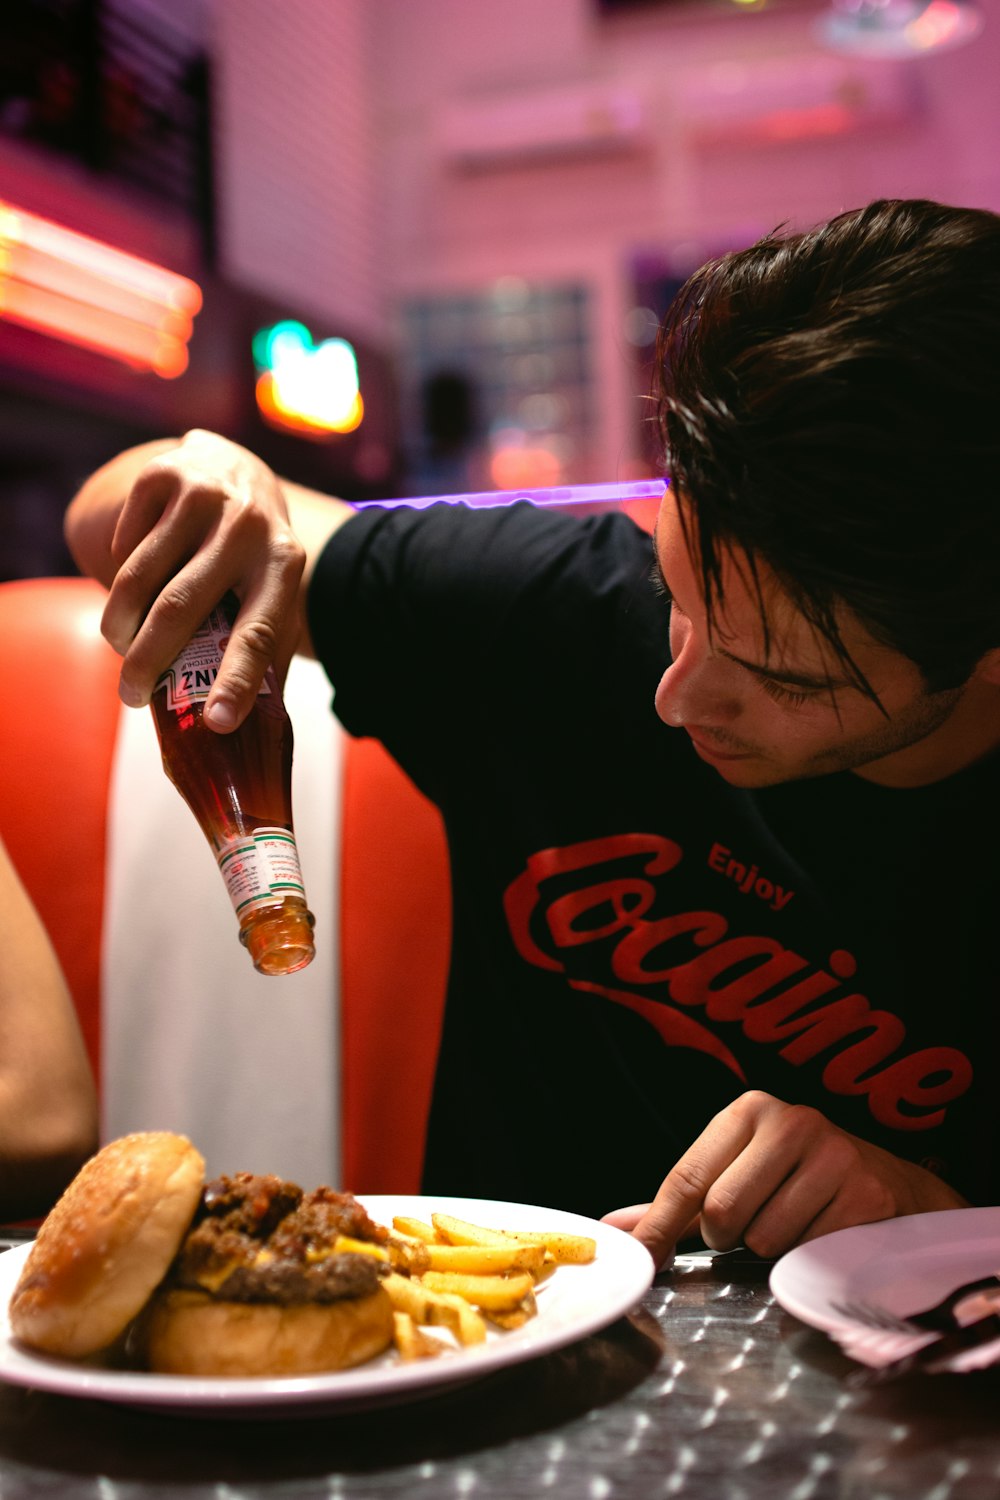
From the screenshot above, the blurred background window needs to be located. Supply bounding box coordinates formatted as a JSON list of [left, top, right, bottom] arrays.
[[400, 282, 594, 494]]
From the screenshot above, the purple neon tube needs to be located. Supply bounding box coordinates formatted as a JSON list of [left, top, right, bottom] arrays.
[[352, 479, 667, 511]]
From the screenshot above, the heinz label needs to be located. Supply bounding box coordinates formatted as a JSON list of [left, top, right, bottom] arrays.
[[216, 828, 307, 917], [156, 605, 270, 712]]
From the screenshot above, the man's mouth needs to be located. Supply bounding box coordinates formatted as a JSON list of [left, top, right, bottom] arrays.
[[685, 730, 756, 762]]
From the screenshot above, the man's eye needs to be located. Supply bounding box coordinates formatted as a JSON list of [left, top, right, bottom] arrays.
[[759, 677, 813, 708], [648, 561, 671, 601]]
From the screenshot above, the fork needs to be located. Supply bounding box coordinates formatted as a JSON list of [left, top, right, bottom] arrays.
[[827, 1277, 1000, 1369], [826, 1301, 939, 1366], [848, 1312, 1000, 1384], [832, 1272, 1000, 1336]]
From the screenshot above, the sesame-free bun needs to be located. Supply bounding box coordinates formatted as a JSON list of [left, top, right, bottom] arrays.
[[144, 1284, 395, 1377], [10, 1131, 205, 1358]]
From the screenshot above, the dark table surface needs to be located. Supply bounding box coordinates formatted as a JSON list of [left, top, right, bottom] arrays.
[[2, 1247, 999, 1500]]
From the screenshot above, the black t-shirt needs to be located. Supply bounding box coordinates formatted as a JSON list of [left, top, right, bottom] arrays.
[[308, 501, 996, 1219]]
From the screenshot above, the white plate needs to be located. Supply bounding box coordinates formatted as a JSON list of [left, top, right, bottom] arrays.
[[0, 1194, 655, 1416], [770, 1206, 1000, 1337]]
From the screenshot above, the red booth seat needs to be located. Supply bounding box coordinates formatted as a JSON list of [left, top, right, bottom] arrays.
[[0, 576, 449, 1193]]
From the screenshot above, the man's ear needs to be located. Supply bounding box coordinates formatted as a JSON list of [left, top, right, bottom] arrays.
[[973, 648, 1000, 686]]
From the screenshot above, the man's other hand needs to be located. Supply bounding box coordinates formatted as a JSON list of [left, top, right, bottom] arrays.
[[602, 1090, 968, 1270]]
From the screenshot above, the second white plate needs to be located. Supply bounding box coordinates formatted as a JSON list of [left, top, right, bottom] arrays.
[[770, 1206, 1000, 1338]]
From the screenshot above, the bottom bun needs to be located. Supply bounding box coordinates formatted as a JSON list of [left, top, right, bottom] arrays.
[[145, 1285, 395, 1377]]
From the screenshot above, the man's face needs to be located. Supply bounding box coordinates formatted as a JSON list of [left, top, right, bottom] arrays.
[[652, 495, 969, 789]]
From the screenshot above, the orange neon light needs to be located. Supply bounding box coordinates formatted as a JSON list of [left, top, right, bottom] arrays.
[[0, 279, 189, 376], [255, 370, 364, 437], [0, 200, 201, 377], [0, 241, 196, 333]]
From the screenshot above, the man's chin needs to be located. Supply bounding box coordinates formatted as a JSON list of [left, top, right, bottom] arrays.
[[688, 735, 771, 785], [694, 745, 801, 788], [709, 761, 781, 788]]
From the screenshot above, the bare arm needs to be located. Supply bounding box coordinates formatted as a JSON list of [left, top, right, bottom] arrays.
[[603, 1089, 967, 1268], [0, 835, 98, 1219], [64, 429, 356, 732]]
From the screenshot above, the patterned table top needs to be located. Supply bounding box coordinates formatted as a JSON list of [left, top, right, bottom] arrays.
[[1, 1249, 999, 1500]]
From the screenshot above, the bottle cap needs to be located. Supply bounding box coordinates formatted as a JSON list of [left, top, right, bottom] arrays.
[[241, 902, 316, 976]]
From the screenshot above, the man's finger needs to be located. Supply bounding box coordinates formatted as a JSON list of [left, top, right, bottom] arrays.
[[600, 1204, 650, 1233], [602, 1204, 703, 1268], [629, 1171, 709, 1269], [629, 1101, 770, 1267]]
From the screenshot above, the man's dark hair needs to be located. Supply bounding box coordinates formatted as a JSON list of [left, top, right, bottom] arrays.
[[655, 198, 1000, 695]]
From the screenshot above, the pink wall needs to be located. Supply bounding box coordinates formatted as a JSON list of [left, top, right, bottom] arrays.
[[370, 0, 1000, 477], [212, 0, 385, 342]]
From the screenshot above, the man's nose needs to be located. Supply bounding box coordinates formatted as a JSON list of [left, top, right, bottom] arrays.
[[655, 651, 740, 728]]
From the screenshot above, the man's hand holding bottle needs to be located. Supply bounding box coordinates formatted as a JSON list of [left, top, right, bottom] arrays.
[[66, 429, 311, 734], [64, 428, 356, 975]]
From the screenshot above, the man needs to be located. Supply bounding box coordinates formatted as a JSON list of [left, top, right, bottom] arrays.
[[65, 198, 1000, 1268]]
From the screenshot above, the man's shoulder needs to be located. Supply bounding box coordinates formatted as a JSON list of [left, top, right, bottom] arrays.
[[319, 499, 654, 591]]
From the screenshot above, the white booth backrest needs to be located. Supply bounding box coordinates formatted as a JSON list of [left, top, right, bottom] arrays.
[[100, 656, 342, 1186]]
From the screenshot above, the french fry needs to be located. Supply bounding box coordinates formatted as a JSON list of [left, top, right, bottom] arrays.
[[430, 1213, 519, 1248], [484, 1289, 538, 1330], [382, 1270, 427, 1321], [382, 1269, 445, 1327], [378, 1207, 595, 1359], [386, 1233, 431, 1276], [431, 1292, 489, 1346], [382, 1271, 487, 1345], [423, 1242, 546, 1275], [429, 1213, 595, 1265], [533, 1251, 558, 1284], [420, 1270, 535, 1312], [392, 1215, 439, 1243], [392, 1311, 449, 1361], [492, 1230, 597, 1265]]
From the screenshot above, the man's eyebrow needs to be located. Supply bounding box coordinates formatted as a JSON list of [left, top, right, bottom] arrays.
[[653, 507, 857, 687], [715, 645, 853, 692]]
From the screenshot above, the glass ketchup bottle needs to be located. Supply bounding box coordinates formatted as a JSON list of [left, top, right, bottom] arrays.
[[150, 595, 316, 975]]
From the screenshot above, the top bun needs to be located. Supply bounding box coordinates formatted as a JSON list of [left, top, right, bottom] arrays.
[[10, 1130, 205, 1357]]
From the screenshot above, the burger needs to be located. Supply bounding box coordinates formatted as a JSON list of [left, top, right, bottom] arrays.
[[145, 1166, 394, 1376], [9, 1131, 395, 1377]]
